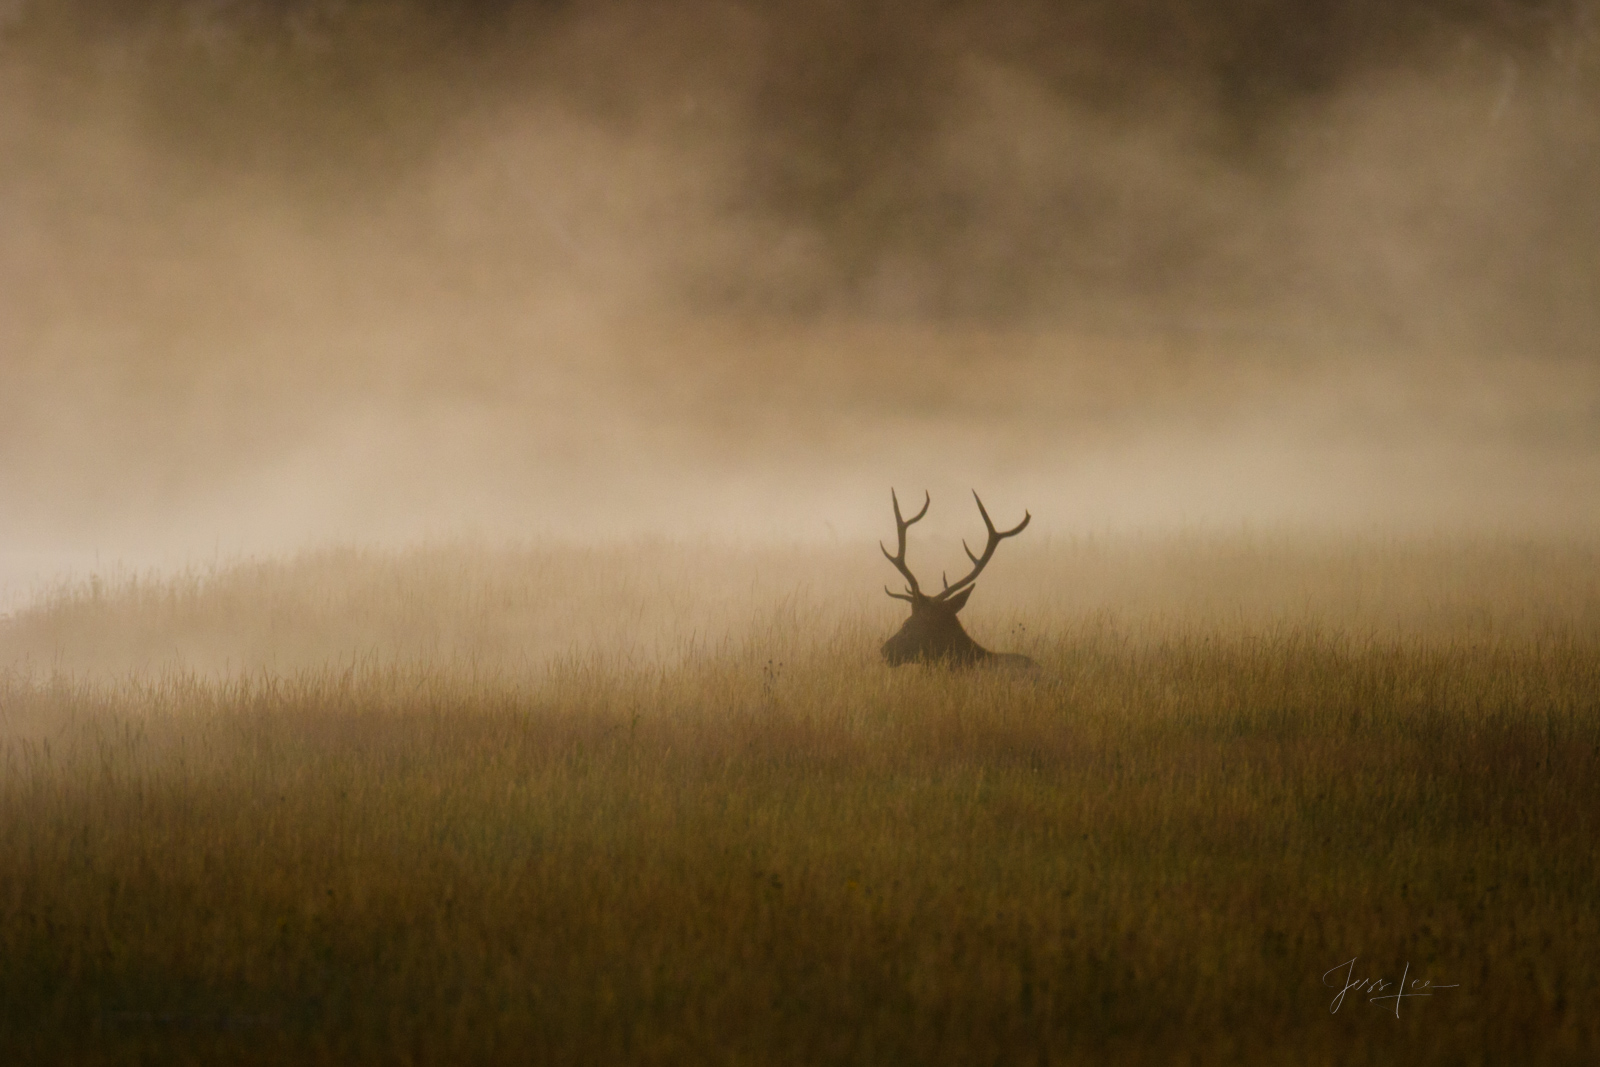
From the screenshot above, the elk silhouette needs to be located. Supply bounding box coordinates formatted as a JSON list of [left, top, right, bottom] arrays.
[[880, 489, 1034, 668]]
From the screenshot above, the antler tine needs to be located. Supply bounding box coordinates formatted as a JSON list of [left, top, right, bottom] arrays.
[[934, 491, 1031, 601], [897, 488, 931, 527], [879, 488, 930, 601]]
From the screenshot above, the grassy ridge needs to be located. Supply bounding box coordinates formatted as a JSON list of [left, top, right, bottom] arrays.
[[6, 535, 1600, 678], [1, 542, 1597, 1063]]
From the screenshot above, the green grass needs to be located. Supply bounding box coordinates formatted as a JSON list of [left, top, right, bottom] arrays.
[[1, 540, 1597, 1064]]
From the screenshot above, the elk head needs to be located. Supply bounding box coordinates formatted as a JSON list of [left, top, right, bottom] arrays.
[[880, 489, 1034, 668]]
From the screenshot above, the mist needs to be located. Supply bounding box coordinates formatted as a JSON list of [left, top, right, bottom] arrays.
[[4, 0, 1599, 599]]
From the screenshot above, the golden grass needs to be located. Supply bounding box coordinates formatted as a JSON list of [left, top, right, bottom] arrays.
[[1, 537, 1596, 1064]]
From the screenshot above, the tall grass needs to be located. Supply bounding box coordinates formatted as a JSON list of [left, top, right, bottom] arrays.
[[0, 537, 1596, 1063]]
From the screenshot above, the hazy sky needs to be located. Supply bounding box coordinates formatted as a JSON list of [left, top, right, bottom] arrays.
[[3, 0, 1599, 592]]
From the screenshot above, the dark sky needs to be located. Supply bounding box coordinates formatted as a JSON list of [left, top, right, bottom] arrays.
[[3, 0, 1599, 588]]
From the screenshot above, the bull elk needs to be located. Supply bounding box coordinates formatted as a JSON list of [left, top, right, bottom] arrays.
[[880, 489, 1035, 668]]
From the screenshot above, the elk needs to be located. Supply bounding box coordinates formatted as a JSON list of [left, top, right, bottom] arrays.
[[880, 489, 1034, 668]]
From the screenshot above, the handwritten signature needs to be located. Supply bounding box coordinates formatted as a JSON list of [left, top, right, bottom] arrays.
[[1323, 958, 1459, 1017]]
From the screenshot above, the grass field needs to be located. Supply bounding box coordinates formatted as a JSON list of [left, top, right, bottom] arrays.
[[1, 537, 1597, 1064]]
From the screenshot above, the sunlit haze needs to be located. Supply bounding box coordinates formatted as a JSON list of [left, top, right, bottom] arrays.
[[4, 1, 1598, 602]]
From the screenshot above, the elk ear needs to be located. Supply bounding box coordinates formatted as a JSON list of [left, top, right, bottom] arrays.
[[944, 587, 974, 613]]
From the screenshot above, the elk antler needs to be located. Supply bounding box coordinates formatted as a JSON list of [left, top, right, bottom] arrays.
[[932, 492, 1030, 602], [880, 488, 930, 602]]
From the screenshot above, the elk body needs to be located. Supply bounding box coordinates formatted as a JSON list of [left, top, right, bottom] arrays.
[[880, 490, 1034, 668]]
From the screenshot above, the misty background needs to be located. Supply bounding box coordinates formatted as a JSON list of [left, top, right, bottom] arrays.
[[3, 0, 1599, 603]]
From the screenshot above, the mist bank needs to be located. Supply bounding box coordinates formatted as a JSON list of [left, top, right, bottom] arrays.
[[3, 0, 1598, 559]]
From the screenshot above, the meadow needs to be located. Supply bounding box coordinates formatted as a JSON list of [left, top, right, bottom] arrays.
[[1, 535, 1596, 1064]]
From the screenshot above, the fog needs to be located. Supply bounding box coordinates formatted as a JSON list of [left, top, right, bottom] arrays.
[[4, 0, 1599, 601]]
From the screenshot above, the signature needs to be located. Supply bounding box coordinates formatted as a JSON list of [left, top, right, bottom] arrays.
[[1323, 958, 1459, 1017]]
